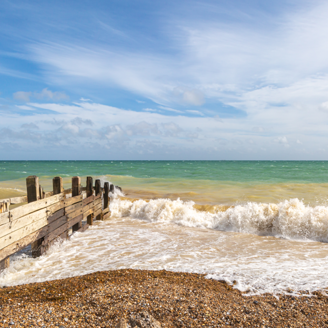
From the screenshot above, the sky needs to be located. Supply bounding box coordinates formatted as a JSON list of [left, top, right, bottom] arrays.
[[1, 0, 328, 160]]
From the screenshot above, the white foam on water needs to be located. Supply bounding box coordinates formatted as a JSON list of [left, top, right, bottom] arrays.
[[110, 197, 328, 242], [1, 197, 328, 296]]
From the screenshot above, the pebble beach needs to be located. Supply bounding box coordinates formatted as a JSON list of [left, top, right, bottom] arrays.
[[0, 269, 327, 327]]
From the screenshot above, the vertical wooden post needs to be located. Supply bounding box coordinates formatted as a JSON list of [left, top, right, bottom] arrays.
[[0, 202, 10, 270], [72, 176, 81, 197], [95, 179, 101, 220], [53, 177, 63, 195], [86, 176, 93, 197], [26, 175, 39, 202], [95, 179, 101, 196], [27, 176, 44, 257], [86, 176, 93, 225], [72, 176, 82, 232], [104, 182, 109, 209], [110, 184, 115, 193], [39, 185, 44, 199], [53, 176, 68, 241]]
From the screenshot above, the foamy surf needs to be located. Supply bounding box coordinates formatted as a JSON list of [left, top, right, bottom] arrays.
[[110, 197, 328, 242], [1, 216, 328, 296]]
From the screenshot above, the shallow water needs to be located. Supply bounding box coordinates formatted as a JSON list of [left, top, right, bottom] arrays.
[[1, 215, 328, 296]]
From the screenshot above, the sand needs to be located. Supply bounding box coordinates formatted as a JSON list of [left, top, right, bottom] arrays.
[[0, 269, 327, 327]]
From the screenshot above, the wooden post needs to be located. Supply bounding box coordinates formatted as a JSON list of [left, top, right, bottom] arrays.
[[110, 184, 115, 193], [86, 176, 93, 197], [72, 176, 82, 232], [95, 179, 101, 196], [86, 177, 93, 225], [39, 185, 44, 199], [95, 179, 101, 220], [0, 202, 10, 270], [104, 182, 109, 209], [27, 176, 43, 257], [53, 177, 63, 195], [26, 175, 39, 202], [53, 176, 68, 241]]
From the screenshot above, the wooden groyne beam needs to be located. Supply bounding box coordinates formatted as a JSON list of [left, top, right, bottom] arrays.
[[0, 176, 117, 272]]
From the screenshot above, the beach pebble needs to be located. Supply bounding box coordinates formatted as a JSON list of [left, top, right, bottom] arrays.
[[0, 269, 327, 327]]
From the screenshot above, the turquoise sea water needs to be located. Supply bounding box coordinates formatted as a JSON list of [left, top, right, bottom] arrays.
[[1, 160, 328, 183]]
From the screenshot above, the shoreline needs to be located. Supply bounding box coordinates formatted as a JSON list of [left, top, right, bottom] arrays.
[[0, 269, 327, 327]]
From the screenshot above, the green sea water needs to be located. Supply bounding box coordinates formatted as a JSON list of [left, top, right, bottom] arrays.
[[1, 160, 328, 182], [1, 160, 328, 205]]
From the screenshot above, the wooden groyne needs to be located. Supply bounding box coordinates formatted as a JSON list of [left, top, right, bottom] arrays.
[[0, 176, 118, 272]]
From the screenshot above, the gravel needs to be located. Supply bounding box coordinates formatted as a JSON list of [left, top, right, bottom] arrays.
[[0, 269, 327, 327]]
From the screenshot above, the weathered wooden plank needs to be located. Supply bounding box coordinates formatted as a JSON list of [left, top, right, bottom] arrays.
[[94, 208, 102, 218], [0, 213, 49, 251], [66, 207, 83, 220], [47, 208, 65, 224], [82, 201, 94, 213], [83, 208, 93, 219], [47, 215, 67, 234], [0, 208, 47, 239], [103, 212, 111, 220], [94, 194, 101, 200], [0, 225, 48, 262], [44, 214, 83, 243], [8, 196, 27, 204], [47, 200, 65, 217], [65, 201, 82, 215], [82, 195, 94, 206], [68, 213, 83, 229], [8, 193, 64, 223], [93, 204, 102, 215], [103, 207, 109, 215], [43, 222, 68, 244], [94, 197, 102, 207], [64, 194, 83, 207]]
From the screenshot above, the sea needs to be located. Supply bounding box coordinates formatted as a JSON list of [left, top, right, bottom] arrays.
[[1, 160, 328, 296]]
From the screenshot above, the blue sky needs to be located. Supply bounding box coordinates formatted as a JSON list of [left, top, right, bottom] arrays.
[[1, 0, 328, 159]]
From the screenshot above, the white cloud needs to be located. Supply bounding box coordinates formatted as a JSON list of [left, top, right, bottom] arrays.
[[14, 89, 69, 102], [173, 87, 205, 106], [159, 106, 183, 113], [14, 92, 32, 102], [34, 88, 69, 101], [143, 108, 158, 112], [16, 105, 35, 110], [186, 109, 204, 116]]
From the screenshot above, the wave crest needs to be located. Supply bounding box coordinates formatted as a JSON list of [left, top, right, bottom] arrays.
[[110, 198, 328, 242]]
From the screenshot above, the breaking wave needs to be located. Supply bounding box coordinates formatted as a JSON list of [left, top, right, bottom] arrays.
[[110, 197, 328, 242]]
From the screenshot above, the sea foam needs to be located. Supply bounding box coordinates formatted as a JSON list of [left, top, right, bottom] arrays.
[[110, 197, 328, 242]]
